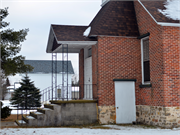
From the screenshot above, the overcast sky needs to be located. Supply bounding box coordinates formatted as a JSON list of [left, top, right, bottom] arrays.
[[1, 0, 102, 74]]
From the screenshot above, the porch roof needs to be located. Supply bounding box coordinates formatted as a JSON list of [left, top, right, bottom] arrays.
[[46, 25, 97, 53]]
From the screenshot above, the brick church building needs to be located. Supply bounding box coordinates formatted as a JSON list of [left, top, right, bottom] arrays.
[[47, 0, 180, 128]]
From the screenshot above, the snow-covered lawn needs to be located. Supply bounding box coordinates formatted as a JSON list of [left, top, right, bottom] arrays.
[[0, 125, 180, 135], [1, 100, 180, 134], [1, 100, 39, 114]]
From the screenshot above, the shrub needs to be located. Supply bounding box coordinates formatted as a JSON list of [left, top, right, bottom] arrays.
[[1, 101, 12, 119]]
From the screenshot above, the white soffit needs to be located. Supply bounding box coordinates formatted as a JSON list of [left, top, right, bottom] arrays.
[[53, 41, 97, 53], [157, 22, 180, 27], [57, 41, 97, 45]]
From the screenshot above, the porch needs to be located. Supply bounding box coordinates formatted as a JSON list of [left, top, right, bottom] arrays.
[[46, 25, 98, 102]]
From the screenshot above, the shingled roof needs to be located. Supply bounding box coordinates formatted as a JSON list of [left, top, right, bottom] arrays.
[[52, 25, 96, 41], [89, 1, 139, 36], [140, 0, 179, 23], [50, 1, 139, 41], [24, 60, 74, 74]]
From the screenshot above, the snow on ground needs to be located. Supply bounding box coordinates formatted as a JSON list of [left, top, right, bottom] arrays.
[[0, 125, 180, 135], [158, 0, 180, 20]]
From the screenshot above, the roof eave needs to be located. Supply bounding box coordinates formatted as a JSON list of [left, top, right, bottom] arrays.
[[138, 0, 180, 27], [157, 22, 180, 27], [46, 25, 58, 53], [52, 41, 97, 53]]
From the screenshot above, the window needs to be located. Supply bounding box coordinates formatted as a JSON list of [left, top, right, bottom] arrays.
[[88, 48, 92, 57], [141, 37, 150, 84]]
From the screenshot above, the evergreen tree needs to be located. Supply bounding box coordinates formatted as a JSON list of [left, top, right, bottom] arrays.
[[0, 7, 33, 76], [10, 75, 41, 109]]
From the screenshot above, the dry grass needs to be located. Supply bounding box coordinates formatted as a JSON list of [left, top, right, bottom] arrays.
[[90, 126, 117, 129], [1, 114, 20, 122]]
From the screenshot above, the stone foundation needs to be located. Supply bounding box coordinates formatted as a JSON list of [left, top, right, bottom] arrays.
[[136, 105, 180, 128], [98, 106, 116, 124]]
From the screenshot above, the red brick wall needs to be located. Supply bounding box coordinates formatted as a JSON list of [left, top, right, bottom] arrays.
[[162, 26, 180, 106], [78, 1, 180, 107], [134, 1, 180, 107], [92, 45, 98, 99], [134, 1, 165, 107], [79, 49, 84, 99], [97, 36, 141, 106]]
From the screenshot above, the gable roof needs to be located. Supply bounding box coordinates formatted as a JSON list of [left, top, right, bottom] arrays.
[[24, 60, 74, 74], [51, 25, 96, 41], [140, 0, 179, 23], [89, 1, 139, 37], [49, 1, 139, 43]]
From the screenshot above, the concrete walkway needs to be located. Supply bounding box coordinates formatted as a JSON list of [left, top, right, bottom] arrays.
[[1, 121, 18, 128]]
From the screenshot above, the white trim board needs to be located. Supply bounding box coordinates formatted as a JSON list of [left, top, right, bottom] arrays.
[[157, 22, 180, 27], [57, 41, 97, 45], [141, 36, 150, 85]]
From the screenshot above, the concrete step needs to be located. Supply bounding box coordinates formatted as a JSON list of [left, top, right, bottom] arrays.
[[37, 108, 53, 114], [22, 115, 38, 126], [30, 111, 44, 119], [22, 115, 36, 123], [15, 120, 27, 126], [16, 103, 62, 127], [44, 104, 54, 110]]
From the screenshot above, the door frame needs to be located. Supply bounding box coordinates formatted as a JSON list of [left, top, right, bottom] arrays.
[[113, 79, 136, 124]]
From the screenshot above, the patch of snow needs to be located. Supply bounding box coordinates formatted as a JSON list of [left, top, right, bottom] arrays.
[[7, 85, 14, 89], [158, 0, 180, 20], [1, 100, 12, 108], [1, 100, 38, 114], [43, 108, 52, 110], [14, 83, 21, 89], [83, 27, 91, 37], [34, 111, 43, 114], [0, 126, 180, 135], [11, 109, 37, 114], [17, 120, 26, 124], [26, 116, 35, 119]]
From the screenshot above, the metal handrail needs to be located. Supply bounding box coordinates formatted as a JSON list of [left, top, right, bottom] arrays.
[[40, 84, 97, 103]]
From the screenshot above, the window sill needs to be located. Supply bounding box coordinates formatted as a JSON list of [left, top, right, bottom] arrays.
[[139, 84, 152, 88]]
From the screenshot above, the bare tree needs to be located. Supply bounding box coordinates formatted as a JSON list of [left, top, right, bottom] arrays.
[[72, 72, 79, 86]]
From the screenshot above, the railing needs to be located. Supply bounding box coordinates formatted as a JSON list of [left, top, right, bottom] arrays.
[[14, 84, 97, 125], [41, 84, 97, 103]]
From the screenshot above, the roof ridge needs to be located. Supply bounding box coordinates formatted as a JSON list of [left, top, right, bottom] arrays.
[[24, 60, 74, 74], [25, 60, 72, 62]]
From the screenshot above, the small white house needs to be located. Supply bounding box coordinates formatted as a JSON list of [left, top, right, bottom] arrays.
[[8, 60, 74, 95], [4, 83, 21, 100], [24, 60, 74, 90], [4, 86, 14, 100]]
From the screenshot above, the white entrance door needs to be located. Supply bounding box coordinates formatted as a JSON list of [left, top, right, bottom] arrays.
[[84, 57, 92, 99], [114, 81, 136, 123]]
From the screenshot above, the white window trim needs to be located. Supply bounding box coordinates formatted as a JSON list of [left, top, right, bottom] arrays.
[[141, 36, 150, 85]]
